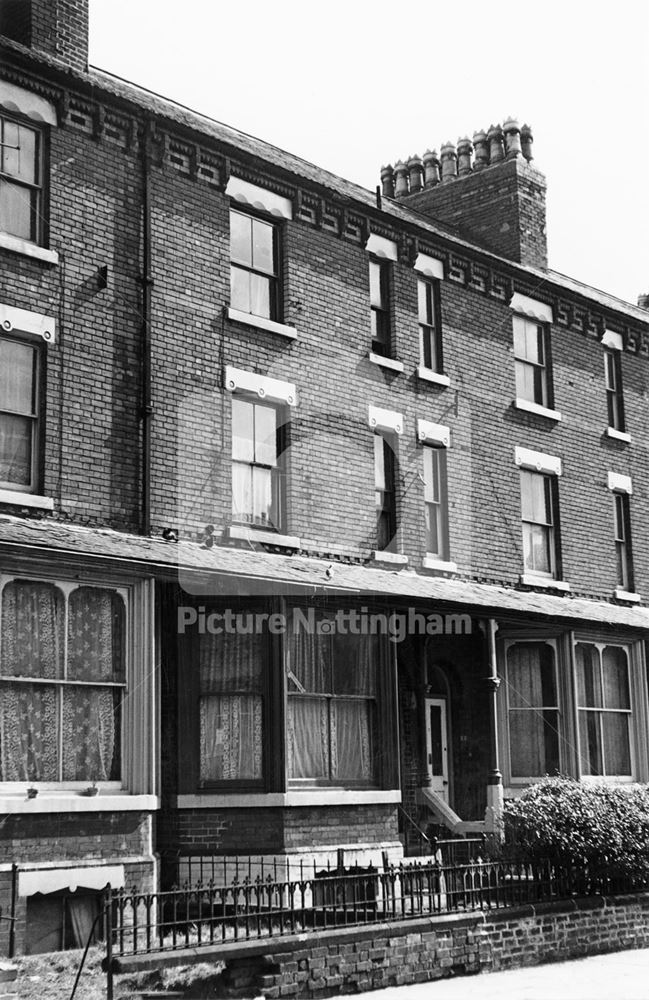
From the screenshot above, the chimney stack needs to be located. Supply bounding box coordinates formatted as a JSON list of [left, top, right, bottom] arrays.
[[0, 0, 89, 73], [637, 293, 649, 310], [382, 118, 548, 270]]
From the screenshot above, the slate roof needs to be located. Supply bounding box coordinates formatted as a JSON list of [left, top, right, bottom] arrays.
[[1, 514, 647, 631]]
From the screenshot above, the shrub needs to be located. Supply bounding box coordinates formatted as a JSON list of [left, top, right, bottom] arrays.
[[502, 776, 649, 881]]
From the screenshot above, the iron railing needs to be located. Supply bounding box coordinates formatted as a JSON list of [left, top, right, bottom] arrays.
[[105, 855, 638, 958]]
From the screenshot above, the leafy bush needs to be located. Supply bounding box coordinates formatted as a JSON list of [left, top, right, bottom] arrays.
[[502, 776, 649, 881]]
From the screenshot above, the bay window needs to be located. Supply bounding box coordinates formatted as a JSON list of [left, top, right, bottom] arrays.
[[0, 579, 125, 785]]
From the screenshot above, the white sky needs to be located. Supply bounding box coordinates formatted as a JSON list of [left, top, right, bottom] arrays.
[[89, 0, 648, 306]]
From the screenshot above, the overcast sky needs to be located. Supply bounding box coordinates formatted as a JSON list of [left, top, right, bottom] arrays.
[[88, 1, 648, 307]]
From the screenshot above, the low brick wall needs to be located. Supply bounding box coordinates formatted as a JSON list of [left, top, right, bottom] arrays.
[[111, 891, 649, 997]]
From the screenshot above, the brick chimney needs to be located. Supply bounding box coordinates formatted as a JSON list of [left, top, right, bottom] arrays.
[[0, 0, 89, 73], [381, 119, 548, 270]]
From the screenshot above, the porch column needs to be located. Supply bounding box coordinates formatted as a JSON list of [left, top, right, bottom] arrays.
[[483, 618, 503, 832]]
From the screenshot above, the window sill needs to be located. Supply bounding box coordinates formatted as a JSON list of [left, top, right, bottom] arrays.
[[0, 489, 53, 510], [422, 556, 457, 573], [368, 352, 404, 373], [175, 790, 401, 809], [520, 574, 571, 592], [416, 366, 450, 387], [228, 524, 300, 549], [606, 427, 631, 443], [0, 793, 159, 814], [370, 551, 409, 567], [0, 232, 59, 265], [614, 589, 641, 603], [514, 398, 562, 421], [228, 306, 297, 340]]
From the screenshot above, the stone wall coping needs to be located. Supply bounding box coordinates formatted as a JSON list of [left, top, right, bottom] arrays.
[[108, 890, 649, 976]]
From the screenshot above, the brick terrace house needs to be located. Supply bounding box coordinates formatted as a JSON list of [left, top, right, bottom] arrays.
[[1, 0, 649, 956]]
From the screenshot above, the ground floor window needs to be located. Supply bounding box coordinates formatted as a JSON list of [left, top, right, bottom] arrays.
[[575, 642, 632, 777], [505, 641, 560, 780]]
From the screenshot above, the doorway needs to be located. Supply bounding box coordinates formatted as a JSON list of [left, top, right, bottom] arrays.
[[425, 697, 449, 803]]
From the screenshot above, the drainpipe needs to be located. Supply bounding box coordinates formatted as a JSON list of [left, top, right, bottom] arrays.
[[140, 119, 154, 535]]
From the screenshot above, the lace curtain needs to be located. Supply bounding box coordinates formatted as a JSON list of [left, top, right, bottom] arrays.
[[0, 581, 122, 782], [286, 614, 377, 783], [199, 628, 263, 782]]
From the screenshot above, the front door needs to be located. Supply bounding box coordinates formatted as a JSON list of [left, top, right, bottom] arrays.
[[425, 697, 449, 803]]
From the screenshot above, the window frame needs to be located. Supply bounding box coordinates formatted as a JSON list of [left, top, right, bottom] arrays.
[[0, 109, 44, 246], [513, 315, 552, 408], [374, 432, 396, 551], [369, 256, 392, 357], [0, 574, 130, 792], [520, 469, 560, 580], [613, 491, 634, 592], [231, 395, 287, 533], [284, 601, 398, 791], [604, 348, 625, 432], [573, 640, 635, 781], [0, 330, 43, 494], [423, 445, 449, 559], [229, 206, 281, 323], [502, 638, 562, 786], [418, 277, 443, 373]]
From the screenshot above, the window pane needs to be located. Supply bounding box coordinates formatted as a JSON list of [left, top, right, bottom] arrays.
[[0, 412, 33, 486], [604, 351, 616, 391], [576, 644, 602, 707], [523, 523, 551, 573], [287, 697, 329, 779], [251, 218, 274, 274], [2, 122, 36, 184], [374, 435, 386, 490], [332, 633, 377, 695], [1, 580, 64, 678], [369, 261, 383, 308], [521, 472, 548, 523], [602, 713, 631, 775], [578, 710, 602, 775], [200, 694, 263, 781], [288, 617, 331, 692], [509, 709, 559, 778], [232, 399, 254, 462], [614, 495, 625, 541], [230, 211, 252, 266], [507, 643, 556, 708], [425, 503, 440, 555], [423, 448, 440, 503], [602, 646, 630, 709], [332, 700, 375, 782], [232, 462, 252, 521], [254, 404, 277, 466], [230, 265, 250, 313], [248, 272, 271, 318], [0, 180, 34, 240], [417, 280, 433, 325], [251, 466, 273, 525], [67, 588, 125, 682], [62, 687, 120, 781], [0, 681, 58, 781], [0, 339, 36, 412]]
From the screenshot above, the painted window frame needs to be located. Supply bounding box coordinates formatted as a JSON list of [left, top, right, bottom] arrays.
[[418, 277, 443, 374], [613, 491, 634, 592], [231, 395, 287, 533], [513, 315, 552, 408], [374, 432, 396, 551], [423, 445, 449, 560], [369, 256, 392, 357], [0, 109, 44, 246], [229, 206, 281, 323], [502, 638, 561, 786], [604, 348, 625, 432], [520, 469, 560, 580], [0, 329, 43, 494]]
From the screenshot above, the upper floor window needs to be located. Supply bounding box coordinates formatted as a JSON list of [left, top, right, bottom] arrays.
[[513, 316, 550, 407], [423, 446, 448, 559], [0, 579, 125, 785], [0, 333, 41, 493], [613, 491, 633, 592], [575, 643, 632, 778], [520, 469, 558, 578], [232, 397, 284, 531], [604, 349, 625, 432], [505, 641, 560, 780], [230, 208, 278, 321], [0, 112, 42, 244], [418, 278, 442, 373], [374, 432, 396, 550], [370, 258, 391, 357]]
